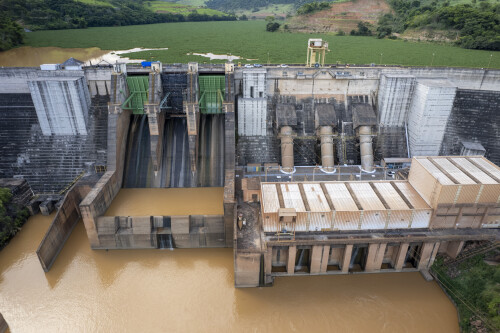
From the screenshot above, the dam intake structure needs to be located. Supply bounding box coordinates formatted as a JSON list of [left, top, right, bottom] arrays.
[[0, 46, 499, 288]]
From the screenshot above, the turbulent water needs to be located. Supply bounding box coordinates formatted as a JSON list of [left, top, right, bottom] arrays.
[[123, 114, 224, 188], [0, 214, 459, 332]]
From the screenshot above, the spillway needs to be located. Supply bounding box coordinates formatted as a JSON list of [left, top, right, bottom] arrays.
[[122, 114, 152, 188], [122, 114, 224, 188], [160, 117, 191, 188], [197, 114, 225, 187]]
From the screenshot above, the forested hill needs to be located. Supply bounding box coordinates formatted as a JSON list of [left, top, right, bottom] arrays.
[[0, 0, 236, 50], [0, 0, 235, 31]]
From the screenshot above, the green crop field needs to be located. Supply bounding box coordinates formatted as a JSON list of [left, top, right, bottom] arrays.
[[145, 1, 227, 16], [24, 21, 500, 68]]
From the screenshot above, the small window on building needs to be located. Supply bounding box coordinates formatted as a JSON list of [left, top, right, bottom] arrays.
[[250, 86, 254, 98], [259, 92, 263, 98]]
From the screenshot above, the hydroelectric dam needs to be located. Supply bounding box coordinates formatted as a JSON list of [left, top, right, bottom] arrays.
[[0, 48, 499, 288]]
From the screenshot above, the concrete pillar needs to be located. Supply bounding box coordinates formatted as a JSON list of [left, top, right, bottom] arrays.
[[341, 244, 353, 273], [280, 126, 294, 173], [446, 241, 464, 259], [358, 125, 374, 172], [287, 245, 296, 274], [320, 245, 330, 273], [234, 252, 261, 288], [394, 243, 409, 271], [185, 68, 199, 176], [365, 243, 387, 272], [320, 126, 335, 172], [418, 242, 440, 270], [145, 72, 164, 178], [310, 245, 323, 274], [265, 246, 272, 276]]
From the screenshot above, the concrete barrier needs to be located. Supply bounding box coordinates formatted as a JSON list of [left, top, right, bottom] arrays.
[[36, 180, 93, 272]]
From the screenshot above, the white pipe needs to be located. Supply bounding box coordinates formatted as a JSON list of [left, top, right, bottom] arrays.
[[359, 125, 374, 172], [320, 126, 335, 172], [280, 126, 294, 173]]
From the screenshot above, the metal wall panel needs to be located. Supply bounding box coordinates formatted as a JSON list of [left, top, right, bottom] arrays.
[[360, 211, 387, 230], [387, 210, 412, 229], [334, 211, 361, 230], [411, 209, 432, 228]]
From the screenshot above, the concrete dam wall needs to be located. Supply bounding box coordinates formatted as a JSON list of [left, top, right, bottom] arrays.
[[1, 65, 500, 195]]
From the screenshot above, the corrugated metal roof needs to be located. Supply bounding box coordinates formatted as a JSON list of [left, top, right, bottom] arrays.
[[302, 183, 330, 212], [261, 184, 280, 213], [280, 184, 306, 212], [324, 183, 359, 211], [373, 182, 409, 210], [453, 158, 497, 184], [431, 158, 476, 184], [469, 157, 500, 180], [394, 182, 431, 209], [349, 183, 386, 211], [416, 158, 455, 185]]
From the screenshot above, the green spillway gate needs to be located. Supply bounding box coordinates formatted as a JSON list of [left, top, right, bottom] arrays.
[[122, 76, 149, 114], [198, 76, 225, 114]]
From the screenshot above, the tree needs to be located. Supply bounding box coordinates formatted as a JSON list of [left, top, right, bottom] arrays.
[[239, 14, 248, 21], [350, 21, 372, 36], [0, 15, 24, 51], [266, 22, 280, 32]]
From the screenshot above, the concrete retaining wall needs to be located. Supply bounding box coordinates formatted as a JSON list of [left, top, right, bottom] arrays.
[[94, 214, 225, 249], [36, 180, 93, 271]]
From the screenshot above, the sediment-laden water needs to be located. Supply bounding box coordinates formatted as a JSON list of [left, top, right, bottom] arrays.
[[104, 188, 224, 216], [0, 46, 108, 67], [0, 214, 459, 332]]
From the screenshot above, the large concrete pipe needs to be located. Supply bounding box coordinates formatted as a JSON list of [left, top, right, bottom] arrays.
[[280, 126, 294, 173], [320, 126, 335, 172], [358, 125, 374, 172]]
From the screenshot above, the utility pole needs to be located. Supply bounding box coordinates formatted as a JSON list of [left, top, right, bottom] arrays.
[[431, 53, 435, 67]]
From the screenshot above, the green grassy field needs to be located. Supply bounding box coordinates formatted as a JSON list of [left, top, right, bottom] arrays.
[[145, 1, 227, 16], [24, 21, 500, 68]]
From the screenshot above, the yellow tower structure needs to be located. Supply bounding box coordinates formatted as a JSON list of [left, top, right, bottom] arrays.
[[306, 38, 329, 67]]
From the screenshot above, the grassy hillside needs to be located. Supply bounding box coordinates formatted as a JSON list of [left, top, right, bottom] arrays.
[[24, 20, 500, 68], [235, 4, 295, 19], [145, 1, 227, 16]]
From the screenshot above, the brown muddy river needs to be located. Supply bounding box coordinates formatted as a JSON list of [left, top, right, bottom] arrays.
[[0, 46, 108, 67], [0, 214, 459, 332]]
